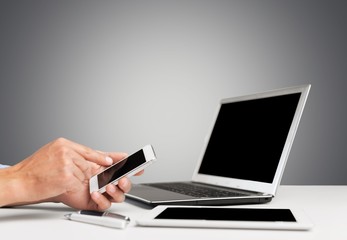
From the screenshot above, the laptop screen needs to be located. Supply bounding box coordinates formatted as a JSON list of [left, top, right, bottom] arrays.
[[198, 92, 301, 184]]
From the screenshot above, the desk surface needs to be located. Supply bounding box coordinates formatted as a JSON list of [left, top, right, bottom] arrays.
[[1, 186, 346, 240]]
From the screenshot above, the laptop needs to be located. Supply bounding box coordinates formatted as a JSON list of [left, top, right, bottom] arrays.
[[126, 84, 311, 207]]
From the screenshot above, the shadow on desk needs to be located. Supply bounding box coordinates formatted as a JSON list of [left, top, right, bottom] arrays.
[[0, 203, 72, 223], [125, 197, 154, 210]]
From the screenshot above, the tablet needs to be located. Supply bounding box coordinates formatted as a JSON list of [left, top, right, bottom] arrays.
[[136, 206, 313, 231]]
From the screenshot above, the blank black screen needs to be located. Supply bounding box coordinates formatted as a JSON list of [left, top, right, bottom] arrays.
[[97, 149, 146, 187], [198, 93, 301, 183], [155, 207, 296, 222]]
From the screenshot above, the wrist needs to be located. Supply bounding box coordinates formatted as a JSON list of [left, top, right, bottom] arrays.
[[0, 166, 27, 207]]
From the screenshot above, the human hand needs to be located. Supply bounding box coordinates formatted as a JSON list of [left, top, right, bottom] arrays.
[[55, 151, 144, 211], [6, 138, 141, 210]]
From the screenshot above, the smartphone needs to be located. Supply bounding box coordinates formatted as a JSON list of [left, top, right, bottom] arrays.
[[89, 144, 157, 193], [136, 206, 314, 231]]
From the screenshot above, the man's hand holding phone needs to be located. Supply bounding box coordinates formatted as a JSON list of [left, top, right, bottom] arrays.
[[89, 145, 157, 194]]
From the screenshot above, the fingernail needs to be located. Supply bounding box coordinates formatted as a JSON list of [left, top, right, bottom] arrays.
[[121, 179, 129, 188], [92, 191, 100, 199], [108, 184, 116, 193], [105, 156, 113, 164]]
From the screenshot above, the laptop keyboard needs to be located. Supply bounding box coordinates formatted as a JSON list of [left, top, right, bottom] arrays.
[[144, 182, 247, 198]]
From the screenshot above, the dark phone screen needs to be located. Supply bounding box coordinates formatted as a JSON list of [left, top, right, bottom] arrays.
[[97, 149, 146, 188], [155, 208, 296, 222]]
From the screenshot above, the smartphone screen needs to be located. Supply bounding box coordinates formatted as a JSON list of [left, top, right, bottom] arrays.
[[97, 149, 146, 188], [155, 207, 297, 222]]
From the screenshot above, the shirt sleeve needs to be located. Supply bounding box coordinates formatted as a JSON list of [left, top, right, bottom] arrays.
[[0, 164, 9, 169]]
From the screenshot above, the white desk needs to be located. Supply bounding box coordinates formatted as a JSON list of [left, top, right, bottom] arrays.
[[1, 186, 346, 240]]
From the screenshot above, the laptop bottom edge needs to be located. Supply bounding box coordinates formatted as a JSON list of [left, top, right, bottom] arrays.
[[125, 195, 273, 208]]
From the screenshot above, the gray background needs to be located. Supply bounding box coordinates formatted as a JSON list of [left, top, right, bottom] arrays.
[[1, 0, 346, 184]]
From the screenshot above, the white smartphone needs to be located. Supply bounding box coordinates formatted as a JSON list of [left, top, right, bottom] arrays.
[[136, 206, 314, 231], [89, 144, 157, 193]]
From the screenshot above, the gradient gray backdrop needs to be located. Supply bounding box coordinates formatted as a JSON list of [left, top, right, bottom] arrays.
[[1, 0, 346, 184]]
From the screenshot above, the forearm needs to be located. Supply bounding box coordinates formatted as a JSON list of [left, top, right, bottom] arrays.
[[0, 164, 61, 207], [0, 166, 26, 207]]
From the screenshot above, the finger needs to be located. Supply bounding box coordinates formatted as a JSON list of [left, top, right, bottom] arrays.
[[67, 141, 113, 166], [90, 191, 112, 211], [117, 178, 132, 193], [62, 164, 86, 193], [107, 152, 128, 163], [71, 166, 85, 183], [72, 157, 93, 179], [105, 184, 126, 202], [60, 157, 86, 183], [134, 169, 144, 176]]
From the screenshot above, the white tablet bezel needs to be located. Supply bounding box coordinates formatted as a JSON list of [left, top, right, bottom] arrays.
[[136, 205, 313, 231]]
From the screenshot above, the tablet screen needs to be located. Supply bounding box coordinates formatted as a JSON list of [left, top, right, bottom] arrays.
[[155, 207, 296, 222]]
